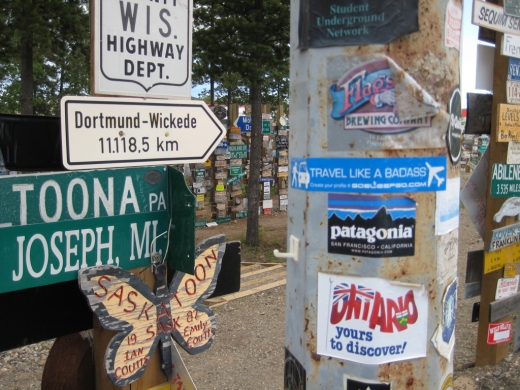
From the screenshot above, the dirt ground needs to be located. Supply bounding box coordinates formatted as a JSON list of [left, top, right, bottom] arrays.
[[2, 194, 520, 388]]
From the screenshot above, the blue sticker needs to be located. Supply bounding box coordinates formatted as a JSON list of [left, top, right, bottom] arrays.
[[442, 278, 457, 344], [290, 156, 447, 193], [508, 58, 520, 82]]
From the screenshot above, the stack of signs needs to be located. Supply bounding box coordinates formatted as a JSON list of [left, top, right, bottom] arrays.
[[264, 181, 271, 200], [280, 194, 288, 211]]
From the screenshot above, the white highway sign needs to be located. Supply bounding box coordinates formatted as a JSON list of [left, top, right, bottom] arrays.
[[60, 96, 225, 170], [94, 0, 192, 99]]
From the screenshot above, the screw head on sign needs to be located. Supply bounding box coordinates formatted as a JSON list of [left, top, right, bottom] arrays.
[[119, 131, 124, 136], [165, 132, 169, 137], [151, 252, 162, 265]]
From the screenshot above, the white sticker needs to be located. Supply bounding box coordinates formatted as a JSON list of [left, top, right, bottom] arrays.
[[445, 0, 462, 51], [317, 273, 428, 364], [435, 177, 460, 235], [437, 230, 458, 285], [496, 275, 520, 299], [508, 142, 520, 164]]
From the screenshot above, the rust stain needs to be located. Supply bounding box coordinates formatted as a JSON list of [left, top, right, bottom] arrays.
[[304, 318, 309, 332], [310, 352, 321, 362]]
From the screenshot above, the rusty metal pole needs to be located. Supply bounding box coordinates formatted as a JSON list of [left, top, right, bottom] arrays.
[[284, 0, 461, 388]]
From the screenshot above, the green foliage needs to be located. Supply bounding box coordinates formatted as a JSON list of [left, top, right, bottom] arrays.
[[0, 0, 90, 115], [193, 0, 290, 104]]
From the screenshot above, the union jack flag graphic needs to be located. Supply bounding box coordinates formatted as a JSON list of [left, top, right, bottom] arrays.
[[333, 283, 375, 306]]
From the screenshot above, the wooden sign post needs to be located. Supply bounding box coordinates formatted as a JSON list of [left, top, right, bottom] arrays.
[[475, 25, 515, 367]]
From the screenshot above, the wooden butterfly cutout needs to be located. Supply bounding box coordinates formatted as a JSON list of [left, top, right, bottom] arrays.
[[78, 234, 225, 387]]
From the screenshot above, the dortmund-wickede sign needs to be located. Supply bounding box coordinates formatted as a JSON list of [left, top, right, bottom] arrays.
[[94, 0, 192, 99], [0, 166, 195, 294], [61, 96, 225, 170]]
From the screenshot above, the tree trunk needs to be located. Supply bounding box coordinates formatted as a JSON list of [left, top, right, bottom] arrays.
[[245, 83, 262, 246], [20, 36, 34, 115]]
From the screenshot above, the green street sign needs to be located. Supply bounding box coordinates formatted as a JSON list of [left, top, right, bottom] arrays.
[[490, 163, 520, 197], [236, 211, 248, 219], [194, 168, 206, 178], [228, 144, 248, 159], [230, 166, 242, 176], [0, 166, 195, 294], [262, 120, 271, 134], [226, 171, 247, 184]]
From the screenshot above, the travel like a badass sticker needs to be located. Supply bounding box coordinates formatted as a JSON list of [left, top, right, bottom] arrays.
[[317, 273, 428, 364], [327, 194, 416, 258], [78, 235, 225, 387], [327, 55, 447, 151]]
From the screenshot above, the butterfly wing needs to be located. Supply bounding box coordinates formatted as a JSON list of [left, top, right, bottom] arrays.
[[169, 234, 225, 354], [78, 265, 161, 387]]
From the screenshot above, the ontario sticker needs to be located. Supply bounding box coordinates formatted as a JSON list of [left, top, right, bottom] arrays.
[[328, 194, 416, 258], [317, 273, 428, 364]]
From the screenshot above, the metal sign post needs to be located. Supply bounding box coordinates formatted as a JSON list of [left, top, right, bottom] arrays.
[[285, 0, 461, 388]]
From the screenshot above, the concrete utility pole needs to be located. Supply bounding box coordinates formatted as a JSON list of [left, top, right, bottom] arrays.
[[285, 0, 461, 388]]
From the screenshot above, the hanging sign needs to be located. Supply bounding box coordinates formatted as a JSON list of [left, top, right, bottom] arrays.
[[228, 144, 248, 159], [472, 0, 520, 36], [490, 163, 520, 197], [61, 97, 225, 170], [496, 275, 520, 299], [0, 166, 177, 294], [502, 34, 520, 59], [489, 221, 520, 252], [487, 321, 513, 344], [317, 273, 428, 364], [291, 156, 447, 193], [497, 104, 520, 142], [78, 235, 225, 387], [299, 0, 419, 49], [327, 194, 416, 258], [484, 241, 520, 274], [505, 0, 520, 18], [93, 0, 192, 99]]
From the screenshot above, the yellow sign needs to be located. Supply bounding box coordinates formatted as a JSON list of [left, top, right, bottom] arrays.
[[204, 159, 212, 167], [216, 184, 225, 191], [147, 384, 169, 390], [504, 263, 517, 278], [497, 104, 520, 142], [197, 194, 205, 202], [484, 242, 520, 273], [230, 126, 241, 133]]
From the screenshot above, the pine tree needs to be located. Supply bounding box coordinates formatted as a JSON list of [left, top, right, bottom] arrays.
[[193, 0, 290, 245]]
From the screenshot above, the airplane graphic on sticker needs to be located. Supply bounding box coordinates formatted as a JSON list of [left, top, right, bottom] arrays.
[[330, 58, 432, 134]]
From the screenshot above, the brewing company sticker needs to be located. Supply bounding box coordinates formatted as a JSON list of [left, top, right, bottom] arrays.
[[317, 273, 428, 364], [328, 194, 416, 258], [327, 56, 444, 152]]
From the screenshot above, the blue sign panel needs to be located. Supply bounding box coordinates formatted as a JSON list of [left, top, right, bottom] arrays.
[[236, 116, 252, 132], [290, 156, 447, 193], [218, 141, 228, 148], [508, 58, 520, 82]]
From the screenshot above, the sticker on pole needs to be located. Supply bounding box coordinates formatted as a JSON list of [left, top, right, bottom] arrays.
[[327, 56, 443, 152], [431, 278, 457, 360], [317, 273, 428, 364], [60, 96, 225, 170], [290, 156, 447, 193], [93, 0, 192, 99], [327, 194, 416, 258], [487, 321, 512, 344], [343, 376, 390, 390]]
